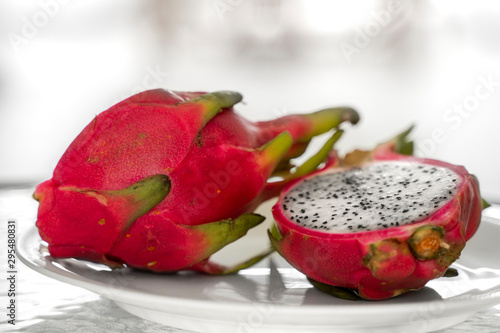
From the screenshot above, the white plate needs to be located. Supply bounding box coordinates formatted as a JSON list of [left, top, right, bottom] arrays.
[[18, 213, 500, 333]]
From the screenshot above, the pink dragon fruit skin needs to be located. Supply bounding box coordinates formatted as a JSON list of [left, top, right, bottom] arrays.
[[270, 129, 483, 300], [34, 89, 359, 273]]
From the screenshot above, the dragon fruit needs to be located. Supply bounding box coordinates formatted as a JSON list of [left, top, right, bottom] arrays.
[[33, 89, 359, 274], [270, 128, 484, 300]]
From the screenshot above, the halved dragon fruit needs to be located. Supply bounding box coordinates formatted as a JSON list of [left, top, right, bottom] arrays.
[[270, 128, 484, 300], [34, 89, 359, 274]]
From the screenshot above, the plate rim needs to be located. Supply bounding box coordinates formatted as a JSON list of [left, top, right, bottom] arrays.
[[17, 217, 500, 323]]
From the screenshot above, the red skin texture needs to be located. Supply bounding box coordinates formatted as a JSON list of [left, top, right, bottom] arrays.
[[272, 142, 483, 300], [35, 89, 332, 272]]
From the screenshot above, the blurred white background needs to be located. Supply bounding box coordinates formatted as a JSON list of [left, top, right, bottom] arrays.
[[0, 0, 499, 202]]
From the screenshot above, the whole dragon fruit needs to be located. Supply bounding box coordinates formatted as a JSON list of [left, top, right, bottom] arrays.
[[270, 128, 484, 300], [34, 89, 359, 274]]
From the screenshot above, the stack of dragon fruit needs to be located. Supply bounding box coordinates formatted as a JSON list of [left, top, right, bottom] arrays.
[[34, 89, 485, 300]]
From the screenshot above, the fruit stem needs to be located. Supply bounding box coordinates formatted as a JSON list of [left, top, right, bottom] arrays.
[[301, 107, 359, 142], [187, 213, 266, 263], [442, 267, 459, 277], [394, 125, 414, 155], [183, 91, 243, 124], [190, 247, 275, 275], [482, 198, 491, 210], [292, 130, 343, 178], [307, 277, 361, 301], [210, 91, 243, 109], [262, 130, 343, 200], [258, 131, 294, 173]]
